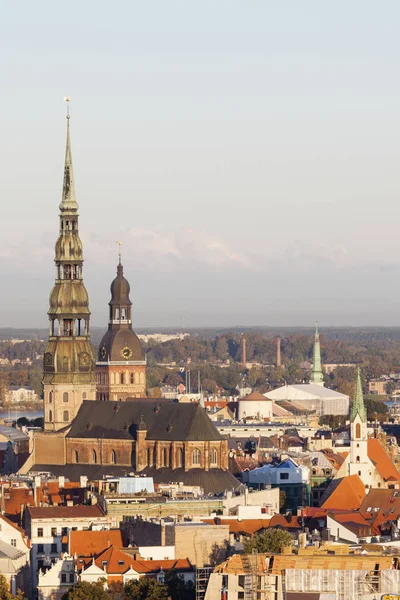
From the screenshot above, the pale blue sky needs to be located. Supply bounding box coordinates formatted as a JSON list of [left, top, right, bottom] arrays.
[[1, 1, 400, 327]]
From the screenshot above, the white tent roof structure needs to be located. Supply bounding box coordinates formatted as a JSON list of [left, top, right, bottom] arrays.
[[265, 383, 349, 402]]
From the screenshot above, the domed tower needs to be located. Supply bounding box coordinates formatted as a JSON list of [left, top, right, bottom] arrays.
[[96, 257, 146, 400], [43, 111, 96, 432]]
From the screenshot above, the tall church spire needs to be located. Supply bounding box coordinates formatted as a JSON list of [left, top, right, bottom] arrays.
[[310, 322, 324, 386], [350, 368, 367, 423], [59, 111, 78, 213], [42, 108, 96, 432]]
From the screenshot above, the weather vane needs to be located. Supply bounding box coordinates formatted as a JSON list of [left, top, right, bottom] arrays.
[[64, 96, 71, 119], [116, 241, 122, 263]]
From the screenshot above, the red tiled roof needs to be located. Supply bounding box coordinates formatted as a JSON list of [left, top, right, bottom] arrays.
[[27, 505, 105, 519], [70, 529, 123, 557], [322, 475, 366, 511], [241, 392, 270, 402], [269, 515, 302, 529], [201, 518, 271, 535], [368, 438, 400, 483]]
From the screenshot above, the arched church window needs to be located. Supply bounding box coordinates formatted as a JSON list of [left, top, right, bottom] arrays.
[[121, 308, 126, 320], [63, 410, 69, 422], [210, 448, 218, 466], [115, 308, 120, 320], [130, 373, 134, 384], [111, 450, 117, 464], [163, 447, 168, 467], [74, 450, 79, 463], [92, 450, 97, 464], [356, 423, 361, 438], [177, 448, 183, 468], [120, 372, 124, 384], [192, 448, 201, 466], [63, 392, 69, 403], [49, 410, 53, 422], [147, 447, 152, 467]]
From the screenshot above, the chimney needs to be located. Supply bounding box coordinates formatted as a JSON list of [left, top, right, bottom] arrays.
[[241, 337, 247, 368], [276, 337, 281, 368]]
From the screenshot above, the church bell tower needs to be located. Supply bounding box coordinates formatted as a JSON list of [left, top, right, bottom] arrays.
[[43, 110, 96, 431], [96, 256, 146, 400]]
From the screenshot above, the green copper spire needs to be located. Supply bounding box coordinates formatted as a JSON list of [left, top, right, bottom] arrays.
[[350, 367, 367, 423], [310, 322, 324, 384]]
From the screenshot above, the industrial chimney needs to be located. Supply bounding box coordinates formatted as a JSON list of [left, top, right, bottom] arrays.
[[241, 337, 247, 367], [276, 337, 281, 367]]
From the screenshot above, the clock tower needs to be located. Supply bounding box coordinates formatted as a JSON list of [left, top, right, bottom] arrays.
[[96, 258, 146, 400], [43, 113, 97, 431]]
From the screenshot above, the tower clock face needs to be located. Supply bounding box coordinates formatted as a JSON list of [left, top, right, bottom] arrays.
[[121, 346, 133, 360], [79, 352, 90, 367], [100, 346, 107, 359]]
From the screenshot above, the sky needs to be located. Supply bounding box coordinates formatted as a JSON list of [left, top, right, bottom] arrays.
[[2, 1, 400, 328]]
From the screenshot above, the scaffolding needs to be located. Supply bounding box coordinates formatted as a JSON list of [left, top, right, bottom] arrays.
[[196, 566, 213, 600]]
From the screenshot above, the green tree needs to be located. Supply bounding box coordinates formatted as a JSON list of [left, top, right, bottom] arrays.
[[165, 571, 195, 600], [279, 490, 287, 511], [124, 578, 168, 600], [243, 529, 293, 554], [61, 580, 109, 600], [0, 574, 26, 600]]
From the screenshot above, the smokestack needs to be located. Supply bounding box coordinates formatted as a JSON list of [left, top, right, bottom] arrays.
[[276, 337, 281, 367], [241, 337, 247, 367]]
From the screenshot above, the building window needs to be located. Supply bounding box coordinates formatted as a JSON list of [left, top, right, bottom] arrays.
[[49, 410, 53, 422], [280, 472, 289, 480], [162, 447, 168, 467], [63, 392, 69, 403], [356, 456, 360, 463], [51, 528, 57, 537], [49, 391, 53, 404], [121, 372, 124, 384], [74, 450, 79, 463], [51, 543, 57, 553], [130, 373, 134, 384], [61, 574, 66, 583], [147, 447, 152, 466], [69, 574, 74, 583], [10, 539, 16, 547], [37, 528, 43, 537], [356, 423, 361, 439], [177, 448, 183, 468], [210, 448, 218, 466], [63, 410, 69, 422], [82, 392, 87, 400], [111, 450, 116, 464], [192, 448, 201, 466], [358, 471, 362, 476], [37, 544, 44, 553], [92, 450, 97, 464]]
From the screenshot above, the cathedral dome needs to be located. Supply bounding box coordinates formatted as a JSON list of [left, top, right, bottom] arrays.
[[98, 328, 144, 362], [48, 281, 90, 316]]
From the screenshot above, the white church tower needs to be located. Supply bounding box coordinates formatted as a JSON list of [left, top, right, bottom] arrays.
[[348, 368, 372, 486]]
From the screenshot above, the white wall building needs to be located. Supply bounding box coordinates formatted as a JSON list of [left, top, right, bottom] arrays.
[[238, 391, 273, 421]]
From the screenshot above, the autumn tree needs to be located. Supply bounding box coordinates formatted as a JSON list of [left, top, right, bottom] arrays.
[[124, 578, 168, 600], [61, 580, 109, 600]]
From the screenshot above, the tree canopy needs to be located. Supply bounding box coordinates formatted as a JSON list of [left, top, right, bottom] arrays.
[[243, 528, 293, 554]]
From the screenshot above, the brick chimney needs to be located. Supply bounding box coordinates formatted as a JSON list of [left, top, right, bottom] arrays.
[[276, 337, 281, 368], [241, 337, 247, 367]]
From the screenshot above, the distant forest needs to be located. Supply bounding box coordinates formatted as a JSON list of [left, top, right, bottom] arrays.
[[1, 327, 400, 398]]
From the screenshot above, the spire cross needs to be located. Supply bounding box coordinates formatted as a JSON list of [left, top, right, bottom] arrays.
[[116, 241, 122, 264]]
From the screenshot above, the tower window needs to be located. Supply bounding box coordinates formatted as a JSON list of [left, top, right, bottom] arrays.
[[356, 423, 361, 439], [63, 410, 69, 422], [74, 450, 79, 463], [49, 410, 53, 422], [63, 392, 69, 403], [115, 308, 120, 320], [162, 447, 168, 467], [192, 448, 201, 466], [120, 373, 124, 384], [210, 448, 218, 466], [147, 447, 152, 467], [49, 392, 53, 404], [111, 450, 116, 464], [92, 450, 97, 464], [356, 456, 360, 463], [130, 373, 134, 384]]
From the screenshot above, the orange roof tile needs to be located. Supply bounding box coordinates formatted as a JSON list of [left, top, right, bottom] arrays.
[[322, 475, 366, 511], [201, 518, 271, 535], [368, 438, 400, 483], [70, 529, 123, 557]]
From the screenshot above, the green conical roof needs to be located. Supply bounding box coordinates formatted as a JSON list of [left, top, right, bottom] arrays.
[[310, 322, 324, 384], [350, 368, 367, 422]]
